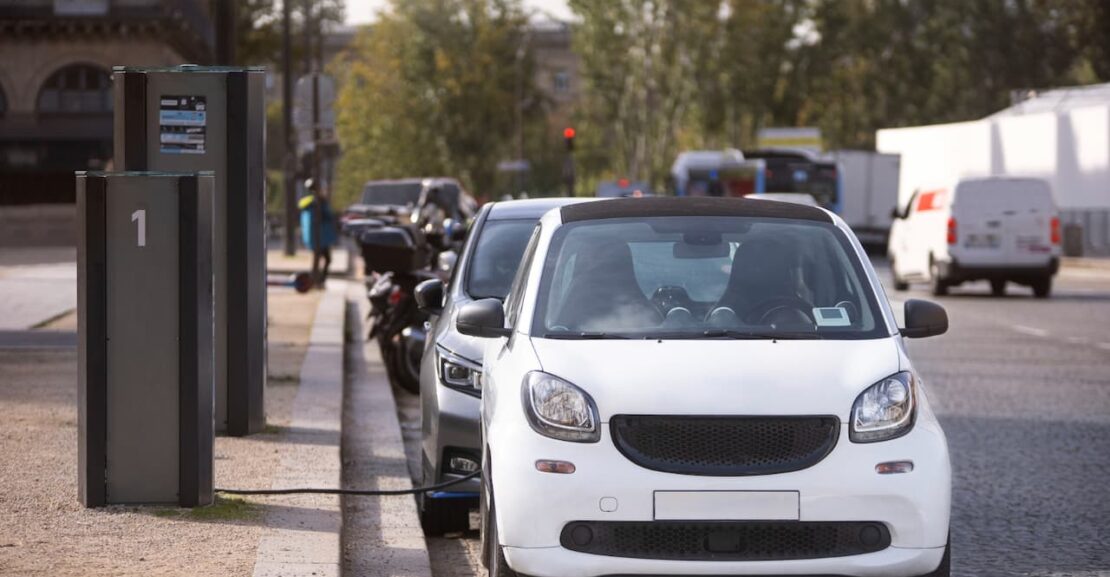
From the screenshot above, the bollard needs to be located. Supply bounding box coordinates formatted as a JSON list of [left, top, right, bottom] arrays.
[[77, 172, 215, 508]]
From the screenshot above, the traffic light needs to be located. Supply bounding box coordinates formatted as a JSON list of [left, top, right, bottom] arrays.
[[564, 127, 576, 152]]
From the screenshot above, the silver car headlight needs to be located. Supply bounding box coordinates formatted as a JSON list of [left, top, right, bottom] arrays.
[[522, 371, 600, 443], [437, 347, 482, 397], [850, 371, 916, 443]]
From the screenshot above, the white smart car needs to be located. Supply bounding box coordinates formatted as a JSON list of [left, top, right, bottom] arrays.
[[459, 197, 952, 577]]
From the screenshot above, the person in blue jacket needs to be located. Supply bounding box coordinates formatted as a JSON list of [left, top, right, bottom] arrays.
[[299, 178, 338, 288]]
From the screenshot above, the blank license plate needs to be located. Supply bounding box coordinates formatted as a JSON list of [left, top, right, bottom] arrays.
[[654, 491, 800, 521], [965, 234, 999, 248]]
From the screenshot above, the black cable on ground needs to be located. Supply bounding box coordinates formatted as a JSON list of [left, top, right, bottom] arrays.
[[214, 470, 481, 496]]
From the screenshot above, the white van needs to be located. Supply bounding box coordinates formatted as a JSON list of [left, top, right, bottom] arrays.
[[888, 177, 1060, 297]]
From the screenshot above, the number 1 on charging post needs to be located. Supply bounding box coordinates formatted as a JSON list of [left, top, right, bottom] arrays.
[[131, 209, 146, 247]]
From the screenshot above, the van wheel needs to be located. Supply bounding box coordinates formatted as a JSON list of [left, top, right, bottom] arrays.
[[891, 259, 909, 291], [930, 261, 949, 296], [1032, 276, 1052, 299], [990, 279, 1006, 296]]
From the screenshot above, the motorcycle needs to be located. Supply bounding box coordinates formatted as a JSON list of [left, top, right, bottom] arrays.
[[365, 268, 439, 394]]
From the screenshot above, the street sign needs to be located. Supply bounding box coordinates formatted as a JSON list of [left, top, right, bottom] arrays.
[[497, 159, 532, 173], [293, 73, 336, 153]]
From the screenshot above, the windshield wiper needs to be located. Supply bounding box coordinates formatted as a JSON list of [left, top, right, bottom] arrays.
[[543, 332, 631, 340], [701, 329, 823, 340]]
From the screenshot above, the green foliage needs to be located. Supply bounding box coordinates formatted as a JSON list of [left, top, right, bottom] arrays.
[[333, 0, 543, 206], [151, 495, 260, 521], [224, 0, 346, 66], [568, 0, 1109, 186]]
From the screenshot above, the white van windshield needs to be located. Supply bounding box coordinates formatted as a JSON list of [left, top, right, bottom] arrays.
[[533, 216, 888, 340]]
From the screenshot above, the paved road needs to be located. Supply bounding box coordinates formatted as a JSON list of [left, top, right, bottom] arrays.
[[0, 247, 76, 330], [396, 258, 1110, 577], [881, 261, 1110, 576]]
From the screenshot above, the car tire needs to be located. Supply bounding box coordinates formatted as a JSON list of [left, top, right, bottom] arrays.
[[419, 460, 472, 536], [990, 279, 1006, 296], [930, 261, 949, 296], [891, 259, 910, 291], [386, 337, 421, 394], [485, 493, 520, 577], [419, 494, 471, 536], [1032, 276, 1052, 299], [918, 535, 951, 577]]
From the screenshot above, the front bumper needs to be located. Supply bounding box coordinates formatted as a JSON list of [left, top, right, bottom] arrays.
[[505, 542, 946, 577], [426, 382, 482, 495], [489, 420, 950, 577]]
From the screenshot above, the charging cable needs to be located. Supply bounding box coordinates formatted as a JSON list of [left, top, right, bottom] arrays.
[[215, 469, 480, 496]]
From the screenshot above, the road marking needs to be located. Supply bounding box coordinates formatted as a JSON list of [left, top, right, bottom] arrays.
[[1098, 342, 1110, 351], [1011, 325, 1050, 338]]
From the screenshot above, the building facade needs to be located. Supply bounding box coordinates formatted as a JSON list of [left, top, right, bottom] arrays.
[[0, 0, 214, 205]]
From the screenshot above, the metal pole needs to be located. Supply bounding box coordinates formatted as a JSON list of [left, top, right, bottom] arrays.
[[282, 0, 296, 256], [214, 0, 236, 65], [312, 73, 320, 197], [303, 0, 313, 75]]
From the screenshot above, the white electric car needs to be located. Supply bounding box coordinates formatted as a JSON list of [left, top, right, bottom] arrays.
[[458, 197, 952, 577]]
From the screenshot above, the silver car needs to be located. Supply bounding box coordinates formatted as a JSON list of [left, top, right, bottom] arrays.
[[414, 197, 591, 534]]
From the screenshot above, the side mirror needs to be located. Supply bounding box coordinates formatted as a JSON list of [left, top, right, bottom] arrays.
[[891, 206, 904, 220], [457, 298, 511, 338], [414, 279, 444, 315], [901, 299, 948, 338]]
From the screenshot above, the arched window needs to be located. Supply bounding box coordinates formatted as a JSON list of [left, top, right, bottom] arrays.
[[37, 64, 112, 115]]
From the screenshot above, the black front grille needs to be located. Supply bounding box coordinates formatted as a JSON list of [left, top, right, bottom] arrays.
[[561, 521, 889, 561], [610, 415, 839, 476]]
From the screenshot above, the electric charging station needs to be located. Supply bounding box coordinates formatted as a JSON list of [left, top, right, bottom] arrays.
[[113, 65, 267, 436], [77, 172, 215, 508]]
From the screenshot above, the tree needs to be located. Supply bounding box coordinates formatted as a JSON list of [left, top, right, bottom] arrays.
[[569, 0, 723, 192], [222, 0, 346, 67], [333, 0, 541, 205]]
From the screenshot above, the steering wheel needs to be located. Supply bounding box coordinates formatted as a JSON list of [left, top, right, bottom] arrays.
[[744, 296, 815, 326], [651, 285, 693, 315]]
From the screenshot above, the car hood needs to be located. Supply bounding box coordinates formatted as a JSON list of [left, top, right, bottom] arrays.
[[528, 337, 902, 422]]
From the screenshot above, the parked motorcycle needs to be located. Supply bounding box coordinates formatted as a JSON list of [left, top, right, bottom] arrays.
[[365, 268, 439, 393], [352, 182, 469, 394]]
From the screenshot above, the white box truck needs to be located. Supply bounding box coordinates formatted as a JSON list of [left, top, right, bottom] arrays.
[[828, 150, 901, 248]]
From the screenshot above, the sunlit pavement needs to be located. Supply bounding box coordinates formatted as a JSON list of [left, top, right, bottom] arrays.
[[397, 257, 1110, 577]]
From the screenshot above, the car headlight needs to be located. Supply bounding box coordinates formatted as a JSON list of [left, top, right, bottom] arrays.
[[437, 347, 482, 397], [850, 371, 916, 443], [521, 371, 600, 443]]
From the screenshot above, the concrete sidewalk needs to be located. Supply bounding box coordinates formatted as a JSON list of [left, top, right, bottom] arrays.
[[0, 287, 324, 577]]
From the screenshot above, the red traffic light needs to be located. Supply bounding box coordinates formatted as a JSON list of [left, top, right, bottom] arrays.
[[563, 127, 576, 139]]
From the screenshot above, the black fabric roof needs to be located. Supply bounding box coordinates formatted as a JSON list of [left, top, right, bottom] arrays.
[[559, 197, 832, 223]]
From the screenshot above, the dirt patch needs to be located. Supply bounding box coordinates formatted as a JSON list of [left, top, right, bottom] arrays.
[[0, 288, 321, 576]]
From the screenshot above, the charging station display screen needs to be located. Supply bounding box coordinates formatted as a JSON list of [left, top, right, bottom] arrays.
[[159, 95, 207, 155]]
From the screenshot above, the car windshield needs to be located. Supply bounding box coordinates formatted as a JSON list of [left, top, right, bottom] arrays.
[[466, 219, 538, 300], [533, 216, 887, 339], [361, 182, 423, 206]]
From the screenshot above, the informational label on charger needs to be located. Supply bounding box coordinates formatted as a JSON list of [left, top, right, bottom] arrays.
[[159, 95, 206, 154]]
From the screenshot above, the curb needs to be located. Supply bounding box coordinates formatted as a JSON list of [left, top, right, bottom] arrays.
[[341, 283, 434, 576], [251, 282, 346, 577]]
